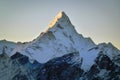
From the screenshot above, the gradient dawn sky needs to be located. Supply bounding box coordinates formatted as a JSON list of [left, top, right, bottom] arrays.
[[0, 0, 120, 49]]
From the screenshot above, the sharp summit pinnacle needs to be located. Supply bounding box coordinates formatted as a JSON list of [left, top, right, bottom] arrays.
[[49, 11, 71, 28]]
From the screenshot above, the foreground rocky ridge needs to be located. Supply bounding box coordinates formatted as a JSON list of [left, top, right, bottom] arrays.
[[0, 51, 82, 80], [0, 50, 120, 80]]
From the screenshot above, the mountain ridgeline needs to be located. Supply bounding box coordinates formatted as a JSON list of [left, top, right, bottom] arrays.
[[0, 11, 120, 80]]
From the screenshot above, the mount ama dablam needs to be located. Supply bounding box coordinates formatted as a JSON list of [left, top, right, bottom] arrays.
[[0, 11, 120, 80]]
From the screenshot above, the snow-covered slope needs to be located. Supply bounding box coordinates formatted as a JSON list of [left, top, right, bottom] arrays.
[[0, 40, 17, 56], [14, 11, 97, 70], [0, 11, 120, 72]]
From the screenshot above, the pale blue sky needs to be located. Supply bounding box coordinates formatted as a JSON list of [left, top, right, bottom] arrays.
[[0, 0, 120, 49]]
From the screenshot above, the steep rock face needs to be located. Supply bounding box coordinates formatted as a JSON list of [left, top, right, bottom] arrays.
[[37, 52, 83, 80], [0, 52, 42, 80], [84, 52, 120, 80], [1, 51, 120, 80], [0, 51, 83, 80]]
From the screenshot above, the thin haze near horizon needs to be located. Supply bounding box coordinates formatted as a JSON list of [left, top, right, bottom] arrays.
[[0, 0, 120, 49]]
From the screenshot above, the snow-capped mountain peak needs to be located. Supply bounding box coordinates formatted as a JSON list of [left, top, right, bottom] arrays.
[[0, 11, 120, 72], [0, 11, 120, 80], [20, 12, 80, 63], [49, 11, 71, 28], [17, 11, 97, 70]]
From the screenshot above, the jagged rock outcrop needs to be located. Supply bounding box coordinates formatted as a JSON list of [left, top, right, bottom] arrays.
[[83, 52, 120, 80], [0, 52, 83, 80], [37, 52, 83, 80], [0, 52, 42, 80], [1, 51, 120, 80]]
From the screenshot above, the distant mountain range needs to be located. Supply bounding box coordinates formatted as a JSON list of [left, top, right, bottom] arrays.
[[0, 11, 120, 80]]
